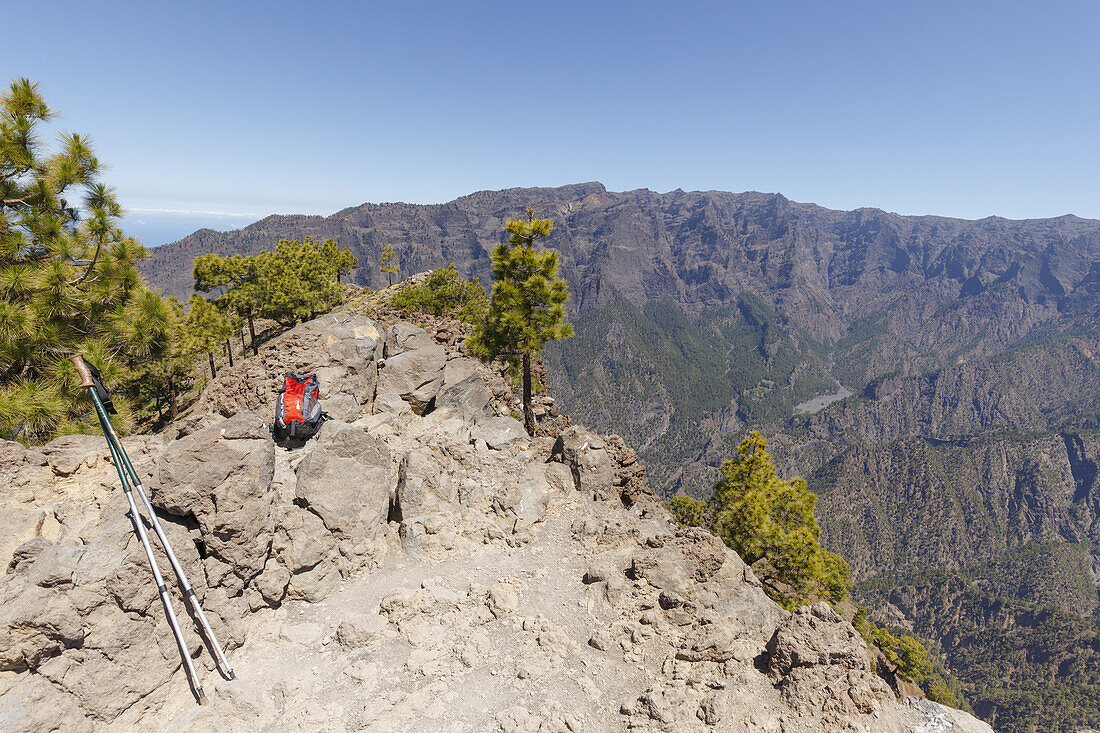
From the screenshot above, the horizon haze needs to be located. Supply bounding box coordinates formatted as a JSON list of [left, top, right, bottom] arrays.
[[4, 1, 1099, 246]]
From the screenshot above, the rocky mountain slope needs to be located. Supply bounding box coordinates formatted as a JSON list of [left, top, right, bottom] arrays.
[[136, 182, 1100, 731], [807, 432, 1100, 583], [857, 568, 1100, 732], [0, 313, 990, 732], [801, 431, 1100, 733]]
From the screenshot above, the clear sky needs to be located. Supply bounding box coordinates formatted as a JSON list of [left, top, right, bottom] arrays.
[[5, 1, 1099, 246]]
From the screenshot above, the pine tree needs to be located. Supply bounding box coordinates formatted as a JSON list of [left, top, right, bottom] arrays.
[[468, 209, 572, 434], [256, 237, 344, 325], [122, 294, 192, 422], [0, 78, 172, 441], [379, 243, 399, 286], [319, 237, 357, 283], [667, 495, 710, 527], [193, 253, 262, 354], [389, 263, 488, 322], [222, 310, 241, 367], [710, 431, 852, 609], [183, 295, 234, 378], [193, 237, 352, 352]]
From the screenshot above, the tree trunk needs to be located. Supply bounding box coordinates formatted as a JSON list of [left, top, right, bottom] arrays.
[[168, 380, 178, 422], [207, 352, 217, 379], [248, 314, 258, 355], [225, 339, 234, 367], [522, 352, 534, 435]]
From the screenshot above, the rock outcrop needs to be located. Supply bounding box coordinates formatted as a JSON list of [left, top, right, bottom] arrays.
[[0, 314, 991, 732]]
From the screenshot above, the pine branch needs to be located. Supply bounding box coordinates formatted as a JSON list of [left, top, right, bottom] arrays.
[[68, 234, 106, 286]]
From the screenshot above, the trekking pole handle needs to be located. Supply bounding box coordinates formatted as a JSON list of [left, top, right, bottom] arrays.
[[68, 354, 96, 388]]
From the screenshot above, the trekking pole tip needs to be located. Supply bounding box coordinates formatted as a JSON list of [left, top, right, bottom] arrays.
[[197, 690, 209, 705], [228, 669, 237, 680]]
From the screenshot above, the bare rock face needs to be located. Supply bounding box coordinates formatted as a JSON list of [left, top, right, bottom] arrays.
[[0, 472, 205, 723], [470, 416, 528, 450], [553, 426, 617, 500], [766, 603, 895, 722], [434, 373, 493, 423], [153, 412, 276, 591], [0, 442, 56, 564], [294, 420, 394, 567], [0, 314, 994, 733], [768, 603, 874, 676], [375, 342, 446, 416]]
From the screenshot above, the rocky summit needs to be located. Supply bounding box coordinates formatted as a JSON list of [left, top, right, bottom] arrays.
[[0, 313, 990, 732]]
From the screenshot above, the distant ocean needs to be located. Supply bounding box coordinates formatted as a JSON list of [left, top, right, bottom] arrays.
[[121, 210, 262, 248]]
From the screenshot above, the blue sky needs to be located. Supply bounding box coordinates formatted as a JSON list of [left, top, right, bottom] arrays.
[[5, 1, 1099, 246]]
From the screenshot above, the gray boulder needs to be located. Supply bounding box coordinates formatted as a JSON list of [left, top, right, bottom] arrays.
[[471, 416, 528, 450], [319, 392, 360, 422], [552, 426, 616, 499], [37, 435, 107, 476], [494, 464, 562, 532], [270, 505, 341, 603], [441, 358, 479, 389], [294, 421, 395, 567], [334, 614, 387, 649], [385, 321, 437, 355], [375, 343, 446, 416], [434, 374, 493, 423], [395, 446, 457, 520], [767, 602, 874, 677], [153, 412, 276, 589], [766, 602, 895, 720]]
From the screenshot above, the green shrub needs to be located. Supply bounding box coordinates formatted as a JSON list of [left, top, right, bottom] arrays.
[[390, 264, 488, 323], [854, 605, 962, 707], [667, 495, 709, 527]]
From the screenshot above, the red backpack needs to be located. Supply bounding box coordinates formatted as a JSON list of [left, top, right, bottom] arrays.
[[274, 373, 323, 440]]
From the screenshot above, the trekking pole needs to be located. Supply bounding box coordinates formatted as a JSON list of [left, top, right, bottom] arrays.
[[68, 356, 226, 703], [69, 358, 237, 682], [122, 460, 237, 681], [100, 427, 208, 704]]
